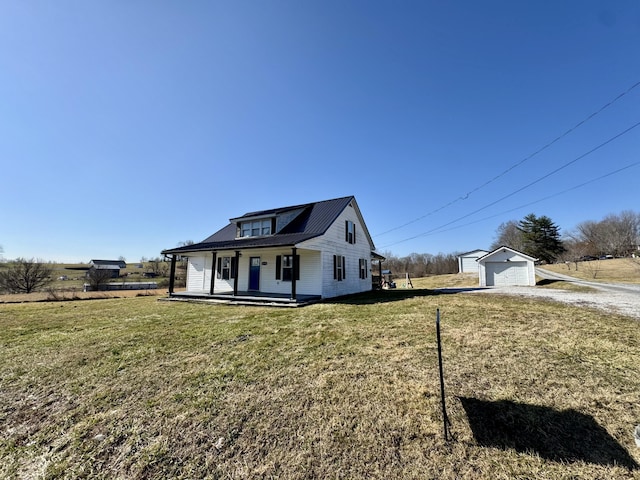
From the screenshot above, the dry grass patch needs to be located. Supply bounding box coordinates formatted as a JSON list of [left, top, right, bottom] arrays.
[[1, 292, 639, 479], [535, 279, 597, 293], [0, 289, 166, 304], [394, 273, 478, 289], [543, 258, 640, 284]]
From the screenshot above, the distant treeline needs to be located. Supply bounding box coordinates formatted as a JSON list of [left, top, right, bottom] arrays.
[[378, 252, 460, 277]]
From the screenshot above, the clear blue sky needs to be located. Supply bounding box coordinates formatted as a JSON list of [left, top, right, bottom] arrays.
[[1, 1, 639, 263]]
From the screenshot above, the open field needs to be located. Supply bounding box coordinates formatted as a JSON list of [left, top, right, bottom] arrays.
[[1, 289, 639, 479], [0, 288, 168, 304], [542, 258, 640, 284], [0, 261, 181, 304]]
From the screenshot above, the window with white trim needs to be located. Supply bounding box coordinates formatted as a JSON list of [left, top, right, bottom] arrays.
[[359, 258, 368, 279], [240, 219, 272, 237], [275, 255, 300, 281], [216, 256, 236, 280]]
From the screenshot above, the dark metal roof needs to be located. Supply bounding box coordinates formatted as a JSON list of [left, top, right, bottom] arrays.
[[162, 196, 356, 255], [90, 259, 126, 268]]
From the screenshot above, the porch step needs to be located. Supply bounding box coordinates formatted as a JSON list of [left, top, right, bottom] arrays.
[[160, 293, 320, 307]]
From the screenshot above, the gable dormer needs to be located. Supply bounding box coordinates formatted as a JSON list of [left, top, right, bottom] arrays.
[[234, 216, 276, 238], [231, 204, 312, 239]]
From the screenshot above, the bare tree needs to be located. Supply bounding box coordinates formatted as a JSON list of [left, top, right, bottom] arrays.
[[576, 211, 640, 257], [491, 220, 525, 251], [147, 257, 168, 277], [0, 258, 53, 293], [379, 251, 459, 277], [558, 235, 593, 270], [86, 268, 113, 291]]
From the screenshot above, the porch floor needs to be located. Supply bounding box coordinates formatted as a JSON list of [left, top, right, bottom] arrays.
[[162, 290, 322, 307]]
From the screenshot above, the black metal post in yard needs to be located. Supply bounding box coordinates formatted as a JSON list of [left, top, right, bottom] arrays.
[[436, 308, 452, 441]]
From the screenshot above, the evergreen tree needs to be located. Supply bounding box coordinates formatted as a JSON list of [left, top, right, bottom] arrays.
[[518, 214, 566, 263]]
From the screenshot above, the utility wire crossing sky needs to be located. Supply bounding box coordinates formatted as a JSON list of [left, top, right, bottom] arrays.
[[1, 1, 639, 262]]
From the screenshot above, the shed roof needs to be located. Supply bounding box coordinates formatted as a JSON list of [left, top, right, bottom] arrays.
[[477, 246, 538, 263], [457, 249, 489, 258], [90, 259, 126, 268]]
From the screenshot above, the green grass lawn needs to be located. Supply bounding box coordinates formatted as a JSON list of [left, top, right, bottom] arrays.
[[1, 291, 639, 479]]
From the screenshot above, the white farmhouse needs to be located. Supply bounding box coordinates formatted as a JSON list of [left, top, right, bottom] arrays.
[[161, 196, 384, 305]]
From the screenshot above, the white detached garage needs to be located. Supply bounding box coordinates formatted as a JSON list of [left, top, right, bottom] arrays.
[[477, 246, 537, 287], [457, 249, 488, 273]]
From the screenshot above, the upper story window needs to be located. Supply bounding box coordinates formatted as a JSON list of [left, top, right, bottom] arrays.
[[345, 220, 356, 244], [240, 219, 272, 237]]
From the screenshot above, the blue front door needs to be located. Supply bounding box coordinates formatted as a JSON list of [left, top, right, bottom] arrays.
[[249, 257, 260, 290]]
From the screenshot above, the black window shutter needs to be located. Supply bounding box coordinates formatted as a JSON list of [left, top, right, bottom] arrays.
[[342, 256, 346, 280], [216, 257, 222, 279], [276, 255, 281, 280], [364, 259, 367, 278], [333, 255, 337, 279], [231, 257, 237, 278], [271, 218, 277, 234], [345, 221, 349, 242], [353, 224, 356, 244], [294, 255, 300, 280]]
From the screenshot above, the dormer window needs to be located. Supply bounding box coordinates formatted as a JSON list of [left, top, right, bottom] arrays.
[[240, 219, 272, 237]]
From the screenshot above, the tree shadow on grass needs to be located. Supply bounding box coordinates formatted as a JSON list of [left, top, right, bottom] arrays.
[[536, 279, 562, 286], [327, 288, 486, 305], [460, 397, 638, 470]]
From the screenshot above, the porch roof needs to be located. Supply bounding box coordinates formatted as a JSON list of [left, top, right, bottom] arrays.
[[161, 232, 322, 254]]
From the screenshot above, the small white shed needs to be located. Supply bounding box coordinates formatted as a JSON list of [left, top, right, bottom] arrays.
[[477, 246, 537, 287], [457, 249, 489, 273]]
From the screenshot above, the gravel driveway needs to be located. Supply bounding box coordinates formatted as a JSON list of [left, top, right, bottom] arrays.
[[464, 268, 640, 320]]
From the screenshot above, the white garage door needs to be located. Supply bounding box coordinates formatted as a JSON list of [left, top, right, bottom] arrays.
[[486, 262, 528, 286]]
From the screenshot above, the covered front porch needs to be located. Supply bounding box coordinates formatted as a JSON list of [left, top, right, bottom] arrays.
[[164, 245, 311, 301], [162, 289, 322, 307]]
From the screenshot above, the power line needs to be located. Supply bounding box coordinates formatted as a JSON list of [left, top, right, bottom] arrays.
[[379, 121, 640, 249], [424, 161, 640, 237], [374, 79, 640, 238]]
